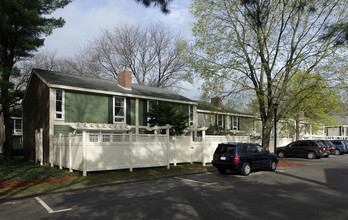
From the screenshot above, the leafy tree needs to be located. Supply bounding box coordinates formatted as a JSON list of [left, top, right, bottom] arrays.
[[321, 22, 348, 47], [135, 0, 173, 13], [188, 0, 347, 149], [281, 72, 341, 140], [0, 0, 71, 161], [146, 102, 188, 135]]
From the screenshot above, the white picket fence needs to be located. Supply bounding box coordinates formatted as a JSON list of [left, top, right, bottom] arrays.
[[34, 129, 292, 176]]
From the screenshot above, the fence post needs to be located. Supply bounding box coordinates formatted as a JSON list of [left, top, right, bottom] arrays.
[[35, 129, 38, 163], [39, 128, 43, 166], [49, 135, 54, 167], [69, 133, 73, 172], [166, 126, 170, 169], [58, 134, 62, 169], [202, 129, 206, 166], [172, 137, 177, 166], [82, 131, 87, 176], [129, 132, 133, 172]]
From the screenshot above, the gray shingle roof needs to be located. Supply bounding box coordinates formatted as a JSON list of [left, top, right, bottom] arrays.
[[197, 101, 255, 117], [33, 69, 194, 103]]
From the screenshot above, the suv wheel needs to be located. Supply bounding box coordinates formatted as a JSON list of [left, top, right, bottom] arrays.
[[307, 151, 316, 159], [269, 160, 277, 171], [335, 149, 341, 155], [217, 168, 226, 174], [241, 163, 251, 176], [277, 151, 285, 158]]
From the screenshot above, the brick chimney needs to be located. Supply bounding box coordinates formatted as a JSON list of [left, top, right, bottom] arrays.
[[211, 97, 222, 109], [118, 70, 132, 89]]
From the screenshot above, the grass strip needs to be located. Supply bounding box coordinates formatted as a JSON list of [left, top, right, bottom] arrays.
[[0, 156, 214, 199]]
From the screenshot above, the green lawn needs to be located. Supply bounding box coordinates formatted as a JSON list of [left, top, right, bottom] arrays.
[[0, 156, 214, 199]]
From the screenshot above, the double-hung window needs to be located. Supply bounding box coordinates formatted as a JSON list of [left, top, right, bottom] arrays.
[[11, 118, 22, 133], [216, 114, 225, 129], [147, 100, 157, 123], [231, 116, 239, 130], [55, 90, 64, 120], [114, 96, 126, 123], [189, 105, 194, 126]]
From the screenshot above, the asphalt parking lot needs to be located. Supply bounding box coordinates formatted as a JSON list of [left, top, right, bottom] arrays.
[[1, 155, 348, 220]]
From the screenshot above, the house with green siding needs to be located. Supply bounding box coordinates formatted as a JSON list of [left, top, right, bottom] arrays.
[[197, 97, 261, 136], [22, 69, 197, 163]]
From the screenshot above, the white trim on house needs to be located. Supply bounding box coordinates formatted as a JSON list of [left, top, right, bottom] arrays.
[[49, 88, 55, 137], [11, 117, 23, 135], [55, 89, 64, 120], [113, 96, 126, 124]]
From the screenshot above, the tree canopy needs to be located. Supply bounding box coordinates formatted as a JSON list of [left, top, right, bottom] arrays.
[[0, 0, 71, 160], [188, 0, 348, 148], [135, 0, 173, 13], [32, 23, 189, 91], [146, 102, 188, 135]]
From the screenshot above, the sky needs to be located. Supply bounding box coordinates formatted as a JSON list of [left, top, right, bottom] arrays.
[[39, 0, 201, 100]]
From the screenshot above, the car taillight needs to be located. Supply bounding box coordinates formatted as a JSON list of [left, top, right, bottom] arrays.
[[213, 155, 216, 161], [234, 155, 240, 162], [318, 147, 322, 151]]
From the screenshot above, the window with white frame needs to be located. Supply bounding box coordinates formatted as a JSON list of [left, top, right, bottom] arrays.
[[147, 100, 157, 123], [189, 105, 194, 126], [55, 90, 64, 119], [11, 118, 22, 133], [114, 96, 126, 123], [231, 116, 239, 130], [147, 100, 157, 112], [216, 114, 225, 129], [340, 127, 344, 136]]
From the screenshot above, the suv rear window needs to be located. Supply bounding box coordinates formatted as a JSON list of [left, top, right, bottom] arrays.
[[316, 141, 325, 147], [216, 144, 236, 154], [325, 141, 335, 147]]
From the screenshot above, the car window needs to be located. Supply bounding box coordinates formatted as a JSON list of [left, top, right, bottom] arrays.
[[289, 142, 301, 147], [316, 142, 325, 147], [288, 143, 295, 148], [241, 145, 248, 154], [302, 141, 311, 147], [256, 145, 266, 153], [249, 145, 258, 153], [315, 141, 325, 146], [216, 144, 236, 154], [326, 141, 335, 147]]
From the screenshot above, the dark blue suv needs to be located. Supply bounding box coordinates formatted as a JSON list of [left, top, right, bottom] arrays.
[[212, 143, 279, 176]]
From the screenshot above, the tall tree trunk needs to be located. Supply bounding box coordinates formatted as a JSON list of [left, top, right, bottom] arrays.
[[1, 62, 14, 161], [1, 88, 13, 161], [261, 116, 273, 150], [295, 116, 300, 141]]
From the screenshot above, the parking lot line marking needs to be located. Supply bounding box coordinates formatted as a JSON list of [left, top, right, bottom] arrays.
[[174, 177, 216, 186], [35, 197, 72, 214]]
